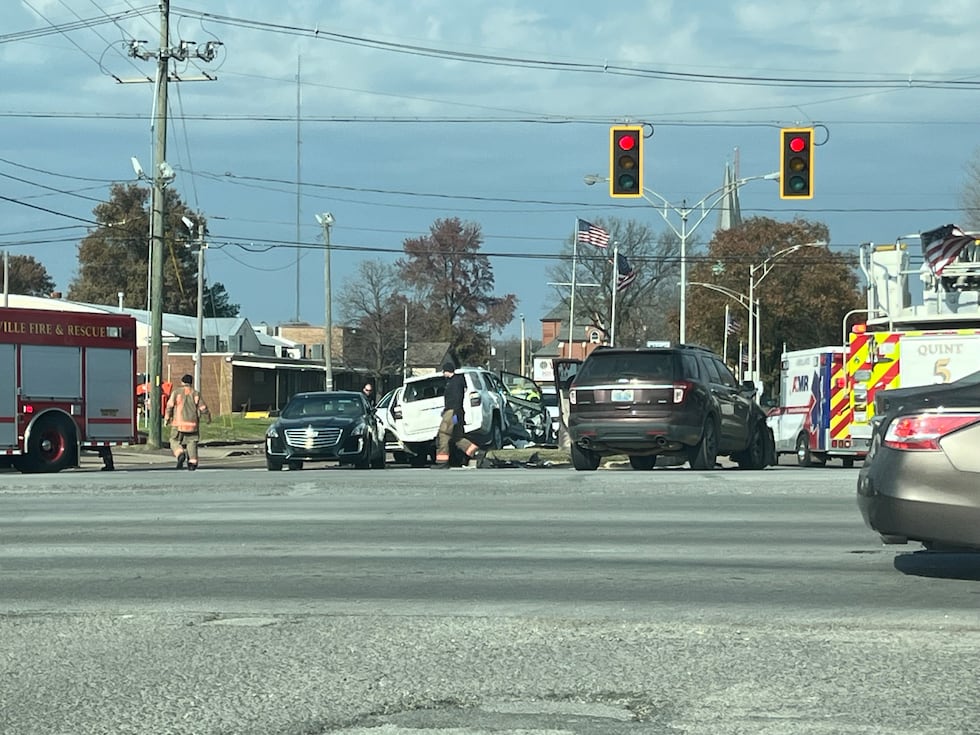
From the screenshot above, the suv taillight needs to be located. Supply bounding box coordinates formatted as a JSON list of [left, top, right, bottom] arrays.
[[883, 412, 980, 451], [672, 380, 693, 404]]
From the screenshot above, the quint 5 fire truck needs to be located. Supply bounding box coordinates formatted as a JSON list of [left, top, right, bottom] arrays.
[[769, 234, 980, 466], [0, 306, 141, 473], [846, 238, 980, 454]]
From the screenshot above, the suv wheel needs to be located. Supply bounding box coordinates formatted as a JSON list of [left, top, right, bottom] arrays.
[[571, 443, 600, 471], [490, 417, 504, 449], [736, 421, 767, 470], [628, 455, 657, 470], [689, 418, 718, 470]]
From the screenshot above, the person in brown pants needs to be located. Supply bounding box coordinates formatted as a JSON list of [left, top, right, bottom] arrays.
[[433, 362, 484, 469], [165, 374, 212, 470]]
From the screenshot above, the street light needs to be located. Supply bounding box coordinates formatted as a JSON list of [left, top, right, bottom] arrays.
[[584, 171, 779, 343], [687, 281, 756, 379], [315, 212, 335, 391], [747, 241, 826, 385], [181, 216, 206, 391]]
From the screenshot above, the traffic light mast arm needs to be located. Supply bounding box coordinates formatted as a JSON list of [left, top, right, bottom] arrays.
[[639, 171, 779, 241], [584, 169, 778, 343]]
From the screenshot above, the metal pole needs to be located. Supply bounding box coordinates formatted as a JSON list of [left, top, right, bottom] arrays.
[[610, 242, 618, 347], [755, 297, 762, 387], [567, 222, 578, 358], [317, 213, 334, 391], [723, 303, 730, 369], [147, 0, 170, 449], [294, 54, 301, 322], [194, 235, 205, 390], [679, 213, 688, 343], [402, 302, 408, 381], [520, 314, 526, 376], [747, 270, 755, 384]]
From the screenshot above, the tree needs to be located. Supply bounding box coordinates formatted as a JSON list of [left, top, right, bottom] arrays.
[[202, 282, 239, 319], [3, 254, 56, 297], [69, 183, 238, 316], [685, 216, 864, 392], [338, 259, 407, 378], [547, 217, 682, 346], [959, 148, 980, 232], [398, 218, 516, 364]]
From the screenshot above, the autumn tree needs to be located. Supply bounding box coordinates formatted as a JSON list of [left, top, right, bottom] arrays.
[[69, 183, 238, 317], [2, 254, 56, 296], [338, 259, 409, 379], [547, 217, 682, 346], [685, 216, 864, 391], [398, 218, 516, 364]]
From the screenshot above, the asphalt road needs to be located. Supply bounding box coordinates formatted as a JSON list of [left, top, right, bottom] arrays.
[[1, 462, 978, 735]]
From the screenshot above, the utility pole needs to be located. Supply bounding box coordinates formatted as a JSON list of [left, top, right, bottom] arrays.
[[126, 1, 220, 448], [146, 0, 170, 450], [315, 213, 335, 390]]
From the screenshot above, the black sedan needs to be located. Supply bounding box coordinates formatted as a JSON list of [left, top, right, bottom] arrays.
[[265, 391, 385, 471], [857, 370, 980, 550]]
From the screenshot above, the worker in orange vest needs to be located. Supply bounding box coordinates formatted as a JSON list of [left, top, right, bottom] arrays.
[[164, 374, 212, 470]]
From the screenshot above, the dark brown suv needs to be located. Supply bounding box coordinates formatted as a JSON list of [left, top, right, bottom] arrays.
[[566, 343, 774, 471]]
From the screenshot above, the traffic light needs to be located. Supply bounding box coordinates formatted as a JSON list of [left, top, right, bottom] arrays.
[[610, 126, 643, 198], [780, 127, 813, 199]]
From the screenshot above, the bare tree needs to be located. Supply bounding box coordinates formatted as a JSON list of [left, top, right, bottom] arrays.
[[547, 217, 682, 346], [959, 149, 980, 232], [339, 259, 406, 378]]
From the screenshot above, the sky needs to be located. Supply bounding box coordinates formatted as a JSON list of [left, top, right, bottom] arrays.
[[3, 1, 980, 342]]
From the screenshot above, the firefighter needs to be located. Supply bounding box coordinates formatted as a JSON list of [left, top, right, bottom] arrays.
[[164, 374, 212, 470], [433, 361, 485, 469]]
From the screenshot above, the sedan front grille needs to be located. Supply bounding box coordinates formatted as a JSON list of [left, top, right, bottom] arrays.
[[284, 426, 343, 449]]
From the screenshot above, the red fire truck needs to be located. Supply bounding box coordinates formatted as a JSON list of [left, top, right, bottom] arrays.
[[0, 307, 141, 473]]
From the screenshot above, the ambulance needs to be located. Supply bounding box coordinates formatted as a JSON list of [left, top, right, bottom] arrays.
[[768, 346, 859, 466]]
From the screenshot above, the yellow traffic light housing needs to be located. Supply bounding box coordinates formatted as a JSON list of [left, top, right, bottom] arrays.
[[610, 126, 643, 198], [780, 127, 814, 200]]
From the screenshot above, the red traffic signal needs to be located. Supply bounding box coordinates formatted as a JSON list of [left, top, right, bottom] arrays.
[[780, 127, 814, 200], [610, 126, 643, 198]]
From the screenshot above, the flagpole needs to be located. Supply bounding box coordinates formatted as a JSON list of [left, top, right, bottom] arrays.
[[567, 219, 578, 358], [723, 303, 730, 367], [610, 241, 618, 347]]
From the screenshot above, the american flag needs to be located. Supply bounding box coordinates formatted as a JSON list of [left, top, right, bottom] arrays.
[[726, 313, 741, 335], [921, 224, 976, 275], [616, 252, 637, 291], [577, 219, 609, 248]]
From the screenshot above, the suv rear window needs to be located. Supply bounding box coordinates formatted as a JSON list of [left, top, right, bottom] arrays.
[[575, 352, 675, 383], [403, 377, 445, 402]]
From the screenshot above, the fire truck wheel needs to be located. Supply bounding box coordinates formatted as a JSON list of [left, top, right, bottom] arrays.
[[20, 413, 77, 474]]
